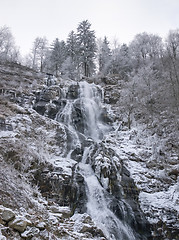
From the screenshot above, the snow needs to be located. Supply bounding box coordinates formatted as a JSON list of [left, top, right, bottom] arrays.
[[104, 124, 179, 228], [50, 156, 77, 176], [140, 180, 179, 216], [71, 213, 105, 240], [0, 230, 6, 240], [0, 131, 16, 138]]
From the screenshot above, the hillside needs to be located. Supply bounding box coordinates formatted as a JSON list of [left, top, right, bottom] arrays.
[[0, 62, 178, 240]]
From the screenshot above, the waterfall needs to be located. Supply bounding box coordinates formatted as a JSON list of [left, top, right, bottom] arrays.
[[78, 162, 136, 240], [55, 81, 145, 240], [79, 81, 101, 140], [55, 81, 109, 158], [79, 81, 109, 141]]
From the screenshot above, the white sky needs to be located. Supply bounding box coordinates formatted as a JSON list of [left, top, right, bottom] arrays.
[[0, 0, 179, 55]]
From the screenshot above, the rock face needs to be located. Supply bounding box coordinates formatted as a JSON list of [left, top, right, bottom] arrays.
[[32, 80, 152, 240], [0, 63, 178, 239], [85, 142, 151, 239]]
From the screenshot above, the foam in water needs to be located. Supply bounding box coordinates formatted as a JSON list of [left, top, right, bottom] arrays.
[[78, 162, 136, 240], [56, 81, 138, 239]]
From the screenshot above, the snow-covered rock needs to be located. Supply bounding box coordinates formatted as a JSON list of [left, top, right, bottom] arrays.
[[8, 216, 31, 233], [21, 226, 40, 238], [0, 208, 15, 222], [36, 221, 46, 230]]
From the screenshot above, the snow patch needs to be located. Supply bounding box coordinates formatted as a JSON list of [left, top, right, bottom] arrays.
[[140, 180, 179, 217]]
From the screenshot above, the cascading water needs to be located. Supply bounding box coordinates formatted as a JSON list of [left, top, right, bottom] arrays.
[[78, 162, 136, 240], [55, 81, 109, 158], [55, 81, 147, 240], [79, 81, 108, 141]]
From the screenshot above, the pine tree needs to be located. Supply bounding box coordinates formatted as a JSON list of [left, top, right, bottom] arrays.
[[66, 31, 78, 61], [98, 36, 111, 74], [49, 38, 67, 76], [65, 31, 79, 79], [76, 20, 97, 77], [117, 44, 131, 79]]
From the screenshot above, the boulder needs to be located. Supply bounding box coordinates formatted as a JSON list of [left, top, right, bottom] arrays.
[[79, 224, 105, 238], [49, 206, 71, 218], [1, 208, 15, 222], [36, 221, 46, 230], [21, 226, 40, 238], [8, 216, 31, 233], [66, 84, 79, 99]]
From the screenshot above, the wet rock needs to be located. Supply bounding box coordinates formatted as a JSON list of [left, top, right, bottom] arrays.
[[79, 224, 105, 238], [100, 107, 114, 124], [81, 214, 93, 224], [33, 85, 62, 117], [71, 99, 85, 134], [39, 87, 59, 102], [66, 84, 79, 99], [168, 166, 179, 179], [33, 101, 47, 115], [0, 117, 13, 131], [71, 146, 83, 162], [70, 171, 87, 213], [0, 117, 6, 131], [44, 102, 59, 119], [33, 163, 75, 207]]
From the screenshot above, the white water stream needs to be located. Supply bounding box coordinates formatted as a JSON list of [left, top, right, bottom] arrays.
[[78, 162, 136, 240], [56, 81, 136, 239]]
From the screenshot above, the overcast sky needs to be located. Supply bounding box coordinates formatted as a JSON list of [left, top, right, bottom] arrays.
[[0, 0, 179, 55]]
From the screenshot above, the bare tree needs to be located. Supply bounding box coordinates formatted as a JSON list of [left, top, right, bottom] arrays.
[[0, 26, 20, 62], [163, 30, 179, 109], [129, 32, 162, 69], [32, 37, 49, 72]]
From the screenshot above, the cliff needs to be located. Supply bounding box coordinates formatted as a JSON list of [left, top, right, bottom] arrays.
[[0, 62, 178, 239]]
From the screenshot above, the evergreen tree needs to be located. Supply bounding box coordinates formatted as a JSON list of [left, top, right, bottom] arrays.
[[76, 20, 97, 77], [98, 36, 111, 74], [66, 31, 78, 61], [49, 38, 67, 76], [109, 43, 120, 75], [117, 44, 131, 79], [65, 31, 79, 79]]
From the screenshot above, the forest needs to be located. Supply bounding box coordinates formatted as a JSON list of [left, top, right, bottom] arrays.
[[0, 20, 179, 126]]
